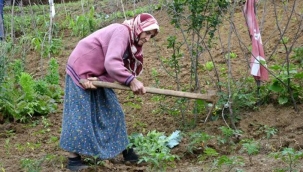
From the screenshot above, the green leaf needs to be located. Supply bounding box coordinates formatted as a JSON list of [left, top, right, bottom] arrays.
[[278, 97, 288, 105], [268, 81, 284, 92]]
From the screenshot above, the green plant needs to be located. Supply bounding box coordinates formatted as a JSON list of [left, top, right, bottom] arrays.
[[225, 52, 238, 59], [68, 6, 98, 37], [128, 130, 180, 171], [240, 139, 260, 164], [270, 147, 303, 172], [198, 147, 219, 162], [292, 47, 303, 67], [151, 68, 160, 87], [41, 116, 51, 128], [84, 155, 105, 170], [268, 64, 303, 105], [205, 61, 214, 71], [0, 162, 5, 172], [263, 125, 278, 139], [280, 36, 289, 44], [187, 132, 214, 154], [210, 155, 245, 172], [0, 59, 61, 122], [20, 157, 44, 172], [217, 126, 242, 145], [4, 139, 11, 155]]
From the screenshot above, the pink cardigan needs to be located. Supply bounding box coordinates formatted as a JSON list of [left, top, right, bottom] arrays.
[[66, 23, 135, 88]]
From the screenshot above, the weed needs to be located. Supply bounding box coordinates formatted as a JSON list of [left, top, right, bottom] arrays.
[[187, 132, 214, 154], [263, 125, 278, 139], [210, 155, 245, 172], [198, 147, 219, 162], [270, 147, 303, 172], [240, 139, 260, 164], [217, 126, 242, 145], [20, 157, 44, 172], [4, 139, 11, 155], [292, 47, 303, 67], [84, 155, 104, 170], [0, 162, 5, 172]]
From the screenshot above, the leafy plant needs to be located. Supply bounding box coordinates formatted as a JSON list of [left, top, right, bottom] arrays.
[[205, 61, 215, 71], [187, 132, 214, 154], [225, 52, 238, 59], [217, 126, 242, 145], [240, 139, 260, 164], [198, 147, 219, 162], [210, 155, 245, 172], [270, 147, 303, 172], [268, 64, 303, 105], [84, 155, 105, 170], [0, 59, 61, 122], [68, 6, 98, 37], [128, 130, 180, 171], [20, 157, 44, 172], [292, 47, 303, 67], [263, 125, 278, 139]]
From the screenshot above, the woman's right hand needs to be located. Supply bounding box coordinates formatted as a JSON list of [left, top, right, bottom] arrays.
[[79, 77, 98, 89], [130, 78, 146, 95]]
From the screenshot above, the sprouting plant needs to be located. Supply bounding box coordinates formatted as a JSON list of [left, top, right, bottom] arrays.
[[225, 52, 238, 59], [187, 132, 214, 154], [268, 64, 303, 105], [210, 155, 245, 172], [128, 130, 180, 171], [240, 139, 260, 165], [0, 162, 5, 172], [205, 61, 214, 71], [263, 125, 278, 139], [4, 139, 11, 155], [292, 46, 303, 67], [47, 136, 59, 144], [198, 147, 219, 162], [280, 36, 289, 44], [45, 58, 60, 85], [217, 126, 242, 145], [41, 116, 51, 128], [69, 6, 98, 37], [84, 155, 104, 170], [20, 157, 45, 172], [151, 68, 160, 87], [270, 147, 303, 172]]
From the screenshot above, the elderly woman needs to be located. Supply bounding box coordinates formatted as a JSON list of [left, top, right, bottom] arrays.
[[59, 13, 159, 171]]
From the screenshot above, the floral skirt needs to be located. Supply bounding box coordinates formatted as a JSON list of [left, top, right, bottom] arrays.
[[59, 75, 128, 159]]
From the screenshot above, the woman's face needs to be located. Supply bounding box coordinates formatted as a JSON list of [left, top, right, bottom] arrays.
[[137, 29, 157, 46]]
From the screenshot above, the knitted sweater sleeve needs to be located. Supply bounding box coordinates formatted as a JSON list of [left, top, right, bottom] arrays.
[[102, 25, 135, 85]]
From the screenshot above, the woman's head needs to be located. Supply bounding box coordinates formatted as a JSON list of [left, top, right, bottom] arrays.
[[123, 13, 159, 46], [134, 13, 159, 46], [122, 13, 159, 76]]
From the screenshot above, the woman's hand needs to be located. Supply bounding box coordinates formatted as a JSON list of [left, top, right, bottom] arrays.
[[79, 77, 98, 89], [130, 78, 146, 95]]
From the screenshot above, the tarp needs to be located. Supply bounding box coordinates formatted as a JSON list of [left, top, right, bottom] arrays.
[[243, 0, 269, 81]]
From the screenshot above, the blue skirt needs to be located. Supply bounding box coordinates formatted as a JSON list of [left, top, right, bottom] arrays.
[[59, 75, 129, 159]]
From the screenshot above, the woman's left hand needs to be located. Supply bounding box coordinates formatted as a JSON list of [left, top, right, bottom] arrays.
[[130, 78, 146, 95]]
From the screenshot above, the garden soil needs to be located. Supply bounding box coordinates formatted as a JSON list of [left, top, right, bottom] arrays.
[[1, 0, 303, 171]]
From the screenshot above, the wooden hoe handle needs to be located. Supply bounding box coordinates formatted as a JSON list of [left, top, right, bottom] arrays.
[[92, 81, 217, 103]]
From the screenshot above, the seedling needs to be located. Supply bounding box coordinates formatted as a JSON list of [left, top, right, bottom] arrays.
[[240, 139, 260, 165], [270, 147, 303, 172]]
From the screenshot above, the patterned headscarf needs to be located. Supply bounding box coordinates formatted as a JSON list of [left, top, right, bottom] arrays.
[[122, 13, 159, 76]]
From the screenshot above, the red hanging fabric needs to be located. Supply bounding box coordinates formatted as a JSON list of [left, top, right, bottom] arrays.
[[243, 0, 269, 81]]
